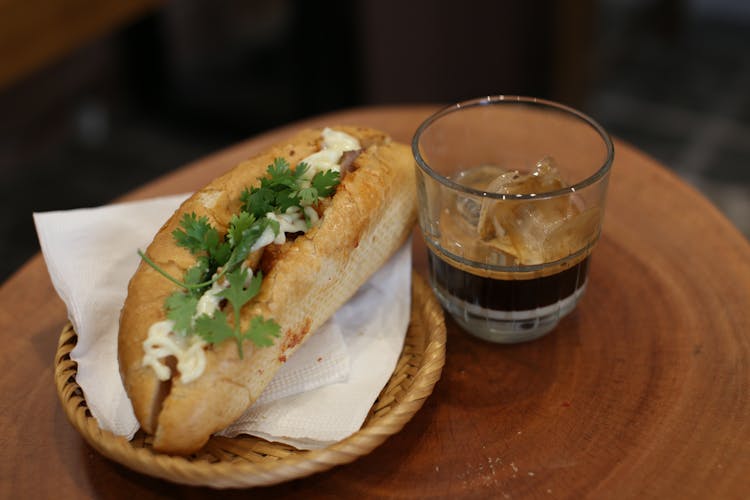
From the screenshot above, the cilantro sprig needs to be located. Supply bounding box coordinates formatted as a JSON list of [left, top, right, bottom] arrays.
[[240, 158, 340, 217], [138, 155, 341, 357], [193, 268, 280, 358], [172, 213, 231, 267], [137, 212, 271, 293]]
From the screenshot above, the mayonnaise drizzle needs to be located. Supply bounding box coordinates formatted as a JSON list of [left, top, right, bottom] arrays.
[[142, 279, 226, 383], [300, 127, 360, 180], [141, 128, 360, 383], [142, 320, 208, 383]]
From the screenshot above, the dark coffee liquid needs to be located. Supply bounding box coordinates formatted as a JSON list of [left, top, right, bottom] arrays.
[[428, 248, 590, 312]]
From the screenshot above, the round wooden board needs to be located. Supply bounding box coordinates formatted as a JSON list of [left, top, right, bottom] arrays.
[[2, 105, 749, 498]]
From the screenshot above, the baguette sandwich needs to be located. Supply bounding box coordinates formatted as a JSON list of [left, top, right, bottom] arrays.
[[118, 126, 417, 455]]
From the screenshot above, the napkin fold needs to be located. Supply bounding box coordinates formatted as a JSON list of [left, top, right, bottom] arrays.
[[34, 194, 411, 449]]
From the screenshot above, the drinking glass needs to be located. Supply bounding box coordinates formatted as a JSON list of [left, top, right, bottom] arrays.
[[412, 96, 614, 343]]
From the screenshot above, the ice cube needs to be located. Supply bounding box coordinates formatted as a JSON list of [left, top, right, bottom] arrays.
[[477, 158, 567, 239], [453, 165, 507, 229], [437, 160, 592, 266], [503, 201, 567, 264], [475, 157, 583, 264], [543, 207, 600, 261], [455, 195, 481, 227], [439, 206, 517, 266], [531, 156, 567, 193]]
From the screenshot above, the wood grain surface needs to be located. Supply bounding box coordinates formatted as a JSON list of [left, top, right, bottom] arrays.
[[1, 105, 749, 499]]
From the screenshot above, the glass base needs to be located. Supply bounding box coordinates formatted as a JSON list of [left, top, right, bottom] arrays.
[[432, 282, 586, 344]]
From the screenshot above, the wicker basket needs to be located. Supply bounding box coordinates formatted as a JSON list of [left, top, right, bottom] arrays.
[[54, 273, 446, 488]]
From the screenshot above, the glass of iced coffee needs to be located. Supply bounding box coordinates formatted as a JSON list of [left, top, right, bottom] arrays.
[[413, 96, 614, 343]]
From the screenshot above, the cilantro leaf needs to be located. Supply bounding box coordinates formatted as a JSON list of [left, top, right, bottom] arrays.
[[210, 240, 231, 268], [172, 213, 215, 255], [171, 212, 230, 269], [228, 212, 256, 247], [224, 217, 273, 271], [165, 292, 198, 335], [212, 268, 278, 357], [184, 257, 208, 284], [293, 162, 310, 180], [243, 316, 280, 347], [297, 186, 318, 206], [194, 311, 235, 344], [267, 157, 292, 180], [241, 186, 274, 218], [277, 190, 302, 213], [311, 169, 340, 198], [219, 268, 262, 318]]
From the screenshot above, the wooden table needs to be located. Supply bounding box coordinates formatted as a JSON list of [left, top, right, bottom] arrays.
[[2, 106, 749, 498]]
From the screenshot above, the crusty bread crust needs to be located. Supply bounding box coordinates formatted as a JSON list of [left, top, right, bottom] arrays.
[[118, 126, 416, 454]]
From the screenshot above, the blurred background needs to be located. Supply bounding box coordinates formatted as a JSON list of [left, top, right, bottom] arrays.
[[1, 0, 749, 281]]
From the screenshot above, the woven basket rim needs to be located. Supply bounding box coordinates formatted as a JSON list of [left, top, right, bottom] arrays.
[[54, 272, 446, 488]]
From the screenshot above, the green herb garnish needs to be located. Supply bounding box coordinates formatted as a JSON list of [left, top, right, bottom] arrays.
[[172, 213, 231, 267], [138, 157, 341, 357], [240, 158, 340, 217], [193, 268, 280, 358], [164, 291, 198, 335]]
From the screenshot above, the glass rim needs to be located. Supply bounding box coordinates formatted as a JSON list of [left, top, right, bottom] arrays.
[[411, 95, 615, 200]]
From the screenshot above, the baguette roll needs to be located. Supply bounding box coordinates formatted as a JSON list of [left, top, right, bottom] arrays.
[[118, 126, 417, 454]]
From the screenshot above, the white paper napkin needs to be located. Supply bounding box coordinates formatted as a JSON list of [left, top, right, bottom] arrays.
[[34, 195, 411, 449], [219, 244, 411, 448]]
